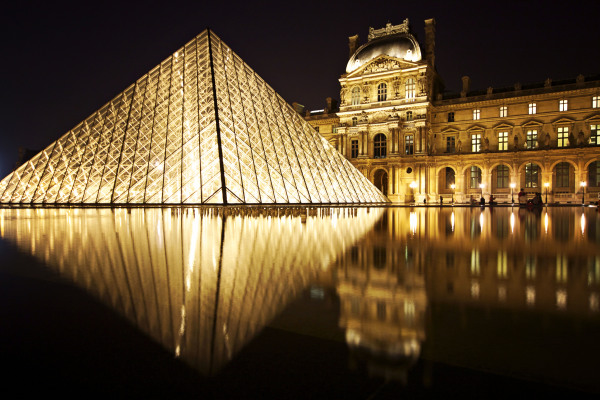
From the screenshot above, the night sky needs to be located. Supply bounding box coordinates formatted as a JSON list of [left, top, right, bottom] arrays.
[[1, 0, 599, 178]]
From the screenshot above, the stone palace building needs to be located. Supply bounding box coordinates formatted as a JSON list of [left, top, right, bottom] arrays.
[[303, 19, 600, 204]]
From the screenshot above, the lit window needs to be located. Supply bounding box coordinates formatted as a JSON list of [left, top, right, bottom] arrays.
[[351, 140, 358, 158], [377, 83, 387, 102], [374, 133, 387, 158], [406, 111, 413, 121], [557, 126, 568, 147], [473, 109, 481, 120], [528, 102, 537, 114], [446, 136, 455, 153], [591, 124, 599, 145], [471, 133, 481, 152], [470, 166, 482, 188], [405, 78, 415, 99], [447, 112, 454, 122], [526, 129, 537, 148], [445, 167, 455, 188], [351, 87, 360, 105], [496, 164, 509, 188], [559, 99, 568, 112], [525, 163, 539, 188], [405, 135, 414, 155], [498, 131, 508, 151], [593, 96, 599, 108], [499, 106, 507, 118], [556, 162, 570, 187]]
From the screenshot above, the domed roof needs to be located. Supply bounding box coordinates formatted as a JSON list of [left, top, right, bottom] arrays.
[[346, 32, 422, 74]]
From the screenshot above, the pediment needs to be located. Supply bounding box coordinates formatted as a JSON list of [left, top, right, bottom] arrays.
[[584, 112, 600, 123], [441, 127, 460, 135], [521, 119, 544, 127], [492, 122, 513, 130], [346, 55, 418, 77], [466, 124, 486, 132], [551, 116, 576, 125]]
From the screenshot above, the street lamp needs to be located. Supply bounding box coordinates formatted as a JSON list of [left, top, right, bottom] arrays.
[[581, 181, 587, 206], [510, 183, 516, 204], [479, 183, 485, 197], [544, 182, 549, 205], [450, 183, 455, 204]]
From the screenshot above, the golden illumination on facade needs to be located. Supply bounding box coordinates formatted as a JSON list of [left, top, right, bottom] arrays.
[[0, 30, 386, 205]]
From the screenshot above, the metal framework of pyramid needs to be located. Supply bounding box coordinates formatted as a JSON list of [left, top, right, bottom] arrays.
[[0, 30, 387, 205]]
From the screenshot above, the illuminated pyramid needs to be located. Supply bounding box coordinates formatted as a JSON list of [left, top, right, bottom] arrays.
[[0, 30, 387, 205]]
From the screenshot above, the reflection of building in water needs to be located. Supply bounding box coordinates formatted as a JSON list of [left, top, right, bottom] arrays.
[[335, 211, 427, 382], [0, 207, 382, 375]]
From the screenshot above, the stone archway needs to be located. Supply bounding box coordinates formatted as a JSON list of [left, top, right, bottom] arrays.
[[373, 169, 388, 196]]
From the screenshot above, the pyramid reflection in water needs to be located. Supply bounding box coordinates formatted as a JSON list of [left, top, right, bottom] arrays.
[[0, 207, 383, 374], [0, 30, 386, 205]]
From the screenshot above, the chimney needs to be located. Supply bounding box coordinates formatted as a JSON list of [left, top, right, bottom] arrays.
[[291, 102, 305, 115], [461, 76, 471, 97], [348, 35, 359, 58], [424, 19, 436, 68], [325, 97, 338, 113]]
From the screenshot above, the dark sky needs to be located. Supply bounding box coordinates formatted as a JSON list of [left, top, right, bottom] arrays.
[[1, 0, 599, 178]]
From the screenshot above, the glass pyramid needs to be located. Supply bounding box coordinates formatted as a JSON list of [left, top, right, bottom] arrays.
[[0, 30, 387, 205]]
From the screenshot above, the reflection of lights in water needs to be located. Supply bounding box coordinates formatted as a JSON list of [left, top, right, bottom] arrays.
[[590, 293, 599, 312], [510, 212, 515, 233], [581, 213, 586, 236], [451, 211, 455, 232], [471, 281, 480, 299], [479, 212, 484, 230], [409, 212, 417, 234], [544, 212, 548, 234], [526, 286, 536, 306], [556, 290, 567, 310], [498, 286, 506, 302]]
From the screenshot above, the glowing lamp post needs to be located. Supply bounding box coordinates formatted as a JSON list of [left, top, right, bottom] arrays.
[[479, 183, 485, 198], [581, 181, 587, 206], [510, 183, 516, 204], [450, 183, 455, 204], [544, 182, 549, 204]]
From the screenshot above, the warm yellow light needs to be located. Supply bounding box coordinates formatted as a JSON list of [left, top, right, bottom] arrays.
[[510, 183, 516, 189], [580, 181, 587, 188], [450, 184, 455, 190], [544, 182, 550, 188], [409, 181, 417, 189], [479, 183, 485, 189]]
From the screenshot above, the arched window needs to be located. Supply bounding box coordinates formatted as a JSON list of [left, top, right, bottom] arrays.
[[555, 162, 570, 188], [377, 83, 387, 102], [470, 166, 482, 188], [405, 78, 416, 99], [374, 133, 387, 158], [351, 87, 361, 105], [589, 161, 600, 187], [445, 167, 455, 189], [496, 165, 509, 188], [525, 163, 540, 188]]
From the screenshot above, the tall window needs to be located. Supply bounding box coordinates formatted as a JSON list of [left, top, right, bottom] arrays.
[[445, 167, 455, 188], [593, 96, 599, 108], [406, 111, 413, 121], [500, 106, 508, 118], [556, 162, 570, 188], [377, 83, 387, 101], [446, 136, 455, 153], [405, 135, 414, 155], [374, 133, 387, 158], [352, 117, 357, 127], [351, 87, 360, 105], [470, 166, 482, 188], [589, 161, 600, 187], [473, 109, 481, 120], [447, 112, 455, 122], [496, 165, 509, 188], [525, 163, 539, 188], [526, 129, 538, 148], [405, 78, 415, 99], [559, 99, 568, 112], [351, 140, 359, 158], [591, 124, 599, 145], [529, 102, 537, 114], [471, 133, 481, 152], [557, 126, 569, 147], [498, 131, 508, 151]]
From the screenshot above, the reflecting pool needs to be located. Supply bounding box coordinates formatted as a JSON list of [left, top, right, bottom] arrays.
[[1, 206, 599, 397]]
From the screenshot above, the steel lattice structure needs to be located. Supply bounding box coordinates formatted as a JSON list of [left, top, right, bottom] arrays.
[[0, 30, 387, 205]]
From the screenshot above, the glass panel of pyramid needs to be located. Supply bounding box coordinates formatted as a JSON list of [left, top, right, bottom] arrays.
[[0, 30, 388, 205]]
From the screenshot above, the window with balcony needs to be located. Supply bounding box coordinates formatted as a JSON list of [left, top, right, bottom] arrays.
[[529, 102, 537, 114], [374, 133, 387, 158], [447, 112, 454, 122], [526, 129, 538, 148], [525, 163, 539, 188], [377, 83, 387, 102], [473, 109, 481, 120], [405, 135, 414, 155], [559, 99, 568, 112], [496, 164, 509, 188], [351, 87, 361, 105], [498, 131, 508, 151], [557, 126, 568, 147], [591, 124, 599, 145], [446, 136, 455, 153], [405, 78, 415, 99], [500, 106, 507, 118], [406, 111, 413, 121], [471, 133, 481, 152], [556, 162, 570, 188], [351, 140, 358, 158]]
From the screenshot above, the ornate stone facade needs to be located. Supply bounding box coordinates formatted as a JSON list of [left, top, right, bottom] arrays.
[[305, 19, 600, 204]]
